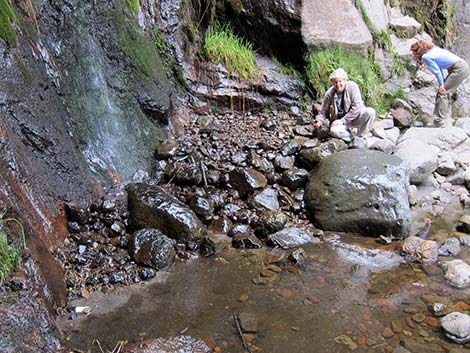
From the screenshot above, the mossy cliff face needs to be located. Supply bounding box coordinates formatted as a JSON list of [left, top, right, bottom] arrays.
[[0, 0, 17, 46], [402, 0, 456, 47], [62, 1, 172, 183]]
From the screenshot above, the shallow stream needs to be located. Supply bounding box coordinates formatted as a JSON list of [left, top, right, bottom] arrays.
[[57, 229, 470, 353]]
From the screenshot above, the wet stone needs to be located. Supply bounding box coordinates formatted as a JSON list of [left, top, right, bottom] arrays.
[[208, 216, 232, 234], [281, 140, 301, 156], [260, 117, 277, 130], [155, 139, 179, 159], [252, 277, 270, 285], [421, 263, 444, 276], [412, 313, 427, 323], [441, 312, 470, 344], [267, 227, 314, 249], [127, 182, 207, 243], [189, 195, 214, 220], [199, 233, 230, 257], [64, 203, 90, 225], [232, 233, 263, 249], [248, 152, 274, 174], [255, 210, 288, 238], [281, 167, 309, 190], [251, 188, 279, 211], [124, 335, 211, 353], [274, 155, 295, 171], [289, 248, 306, 266], [229, 168, 268, 197], [438, 238, 461, 257], [128, 228, 176, 270], [228, 224, 253, 237], [164, 160, 203, 185]]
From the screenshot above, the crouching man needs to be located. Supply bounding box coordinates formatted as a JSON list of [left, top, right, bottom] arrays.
[[313, 68, 375, 144]]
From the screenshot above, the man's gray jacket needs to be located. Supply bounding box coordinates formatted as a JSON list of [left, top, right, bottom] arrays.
[[317, 80, 365, 126]]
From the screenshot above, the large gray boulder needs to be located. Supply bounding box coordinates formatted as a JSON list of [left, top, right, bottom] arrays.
[[127, 182, 207, 243], [304, 150, 411, 237]]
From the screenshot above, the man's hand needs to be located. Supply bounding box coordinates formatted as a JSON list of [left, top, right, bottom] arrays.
[[331, 119, 343, 127], [438, 85, 447, 93], [313, 120, 322, 129]]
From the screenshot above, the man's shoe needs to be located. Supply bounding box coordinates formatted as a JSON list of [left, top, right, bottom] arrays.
[[349, 136, 368, 149], [434, 118, 453, 128]]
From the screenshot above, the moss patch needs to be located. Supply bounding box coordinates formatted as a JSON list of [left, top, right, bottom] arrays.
[[0, 0, 17, 47], [126, 0, 140, 13], [113, 8, 164, 78]]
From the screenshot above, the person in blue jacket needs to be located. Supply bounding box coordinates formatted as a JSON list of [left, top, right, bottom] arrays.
[[411, 40, 469, 127]]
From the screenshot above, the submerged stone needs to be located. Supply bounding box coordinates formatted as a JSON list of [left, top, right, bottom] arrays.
[[267, 227, 315, 249]]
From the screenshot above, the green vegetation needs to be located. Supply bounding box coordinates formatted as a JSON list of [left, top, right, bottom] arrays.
[[305, 47, 389, 113], [0, 213, 25, 283], [126, 0, 140, 13], [0, 0, 17, 47], [114, 10, 164, 78], [203, 24, 258, 81], [187, 21, 198, 43], [390, 49, 407, 77]]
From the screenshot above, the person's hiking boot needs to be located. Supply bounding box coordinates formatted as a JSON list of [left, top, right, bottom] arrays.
[[349, 136, 368, 149], [372, 126, 386, 139], [434, 118, 453, 128]]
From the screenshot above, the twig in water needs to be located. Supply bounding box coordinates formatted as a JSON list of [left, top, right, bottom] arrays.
[[233, 313, 251, 353], [95, 339, 105, 353], [111, 341, 124, 353]]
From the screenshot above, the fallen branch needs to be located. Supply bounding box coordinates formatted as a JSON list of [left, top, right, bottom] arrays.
[[233, 313, 251, 353]]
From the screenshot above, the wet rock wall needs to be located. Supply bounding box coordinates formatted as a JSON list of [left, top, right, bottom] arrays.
[[0, 0, 177, 309]]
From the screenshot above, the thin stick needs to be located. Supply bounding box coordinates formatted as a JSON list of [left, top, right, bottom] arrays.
[[95, 339, 105, 353], [233, 313, 251, 353], [200, 160, 208, 188]]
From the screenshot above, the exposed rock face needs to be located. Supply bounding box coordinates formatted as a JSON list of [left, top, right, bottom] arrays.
[[301, 0, 372, 52], [359, 0, 389, 32], [230, 0, 304, 62], [304, 150, 411, 237]]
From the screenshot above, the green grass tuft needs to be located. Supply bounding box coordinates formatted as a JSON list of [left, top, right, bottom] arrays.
[[0, 212, 24, 283], [305, 47, 390, 114], [203, 24, 257, 81], [0, 0, 17, 47], [126, 0, 140, 13]]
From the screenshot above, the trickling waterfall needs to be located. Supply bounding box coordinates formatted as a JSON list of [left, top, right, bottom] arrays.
[[69, 34, 166, 182]]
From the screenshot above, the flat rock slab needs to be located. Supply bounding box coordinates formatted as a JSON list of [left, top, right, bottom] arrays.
[[301, 0, 372, 51]]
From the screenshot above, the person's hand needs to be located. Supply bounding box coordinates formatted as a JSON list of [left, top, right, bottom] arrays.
[[313, 120, 322, 129], [438, 85, 447, 93], [331, 119, 343, 127]]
